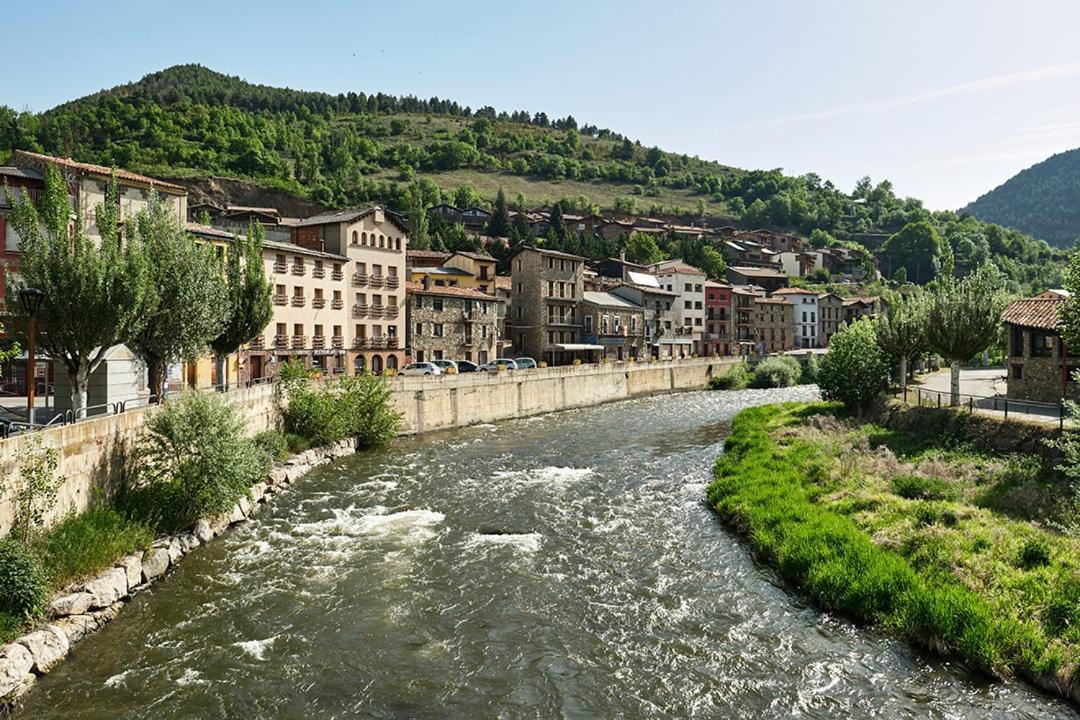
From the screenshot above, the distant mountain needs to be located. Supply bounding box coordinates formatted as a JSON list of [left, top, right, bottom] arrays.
[[964, 149, 1080, 248]]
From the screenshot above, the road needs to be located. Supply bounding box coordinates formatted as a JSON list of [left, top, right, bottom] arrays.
[[916, 367, 1007, 398]]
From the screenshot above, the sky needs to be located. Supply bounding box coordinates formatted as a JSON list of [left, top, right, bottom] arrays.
[[6, 0, 1080, 210]]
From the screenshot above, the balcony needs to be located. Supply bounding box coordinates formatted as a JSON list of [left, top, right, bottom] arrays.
[[273, 261, 287, 274], [385, 276, 399, 289], [274, 334, 289, 349], [291, 335, 306, 349], [352, 272, 368, 286], [384, 306, 399, 319], [352, 304, 368, 318], [332, 269, 343, 281], [313, 267, 326, 279], [353, 338, 369, 349], [291, 296, 306, 307], [312, 335, 326, 349], [273, 294, 287, 306], [369, 305, 385, 319], [312, 298, 326, 309], [332, 335, 344, 349], [249, 336, 265, 349], [546, 317, 579, 327], [291, 264, 305, 276], [385, 337, 398, 350], [369, 275, 385, 289], [331, 298, 344, 310]]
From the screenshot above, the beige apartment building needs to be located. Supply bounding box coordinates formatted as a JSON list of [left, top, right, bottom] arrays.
[[294, 207, 409, 373]]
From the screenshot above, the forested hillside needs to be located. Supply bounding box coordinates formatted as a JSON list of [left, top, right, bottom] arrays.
[[963, 148, 1080, 249], [0, 64, 1068, 293]]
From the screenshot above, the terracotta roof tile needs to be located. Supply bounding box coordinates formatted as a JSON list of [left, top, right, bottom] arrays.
[[405, 281, 496, 301], [1002, 298, 1063, 331], [11, 150, 186, 194]]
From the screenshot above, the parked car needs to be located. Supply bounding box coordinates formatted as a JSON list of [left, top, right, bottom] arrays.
[[479, 358, 518, 372], [454, 360, 480, 373], [400, 362, 443, 376], [514, 357, 538, 370], [432, 359, 458, 374]]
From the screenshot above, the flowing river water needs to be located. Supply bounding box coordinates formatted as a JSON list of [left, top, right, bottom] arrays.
[[17, 387, 1078, 719]]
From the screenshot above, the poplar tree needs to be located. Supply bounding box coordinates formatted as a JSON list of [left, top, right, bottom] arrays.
[[873, 289, 929, 395], [485, 187, 511, 238], [210, 222, 273, 389], [926, 263, 1008, 405], [121, 195, 228, 398], [6, 166, 151, 417]]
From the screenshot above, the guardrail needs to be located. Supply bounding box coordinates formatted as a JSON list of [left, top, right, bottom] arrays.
[[902, 385, 1067, 428]]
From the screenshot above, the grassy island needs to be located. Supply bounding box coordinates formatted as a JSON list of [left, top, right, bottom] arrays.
[[708, 401, 1080, 701]]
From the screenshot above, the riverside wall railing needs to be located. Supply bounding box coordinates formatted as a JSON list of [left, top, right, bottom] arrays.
[[901, 385, 1067, 429]]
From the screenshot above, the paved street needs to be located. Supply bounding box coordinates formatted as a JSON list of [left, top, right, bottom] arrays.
[[916, 368, 1007, 398]]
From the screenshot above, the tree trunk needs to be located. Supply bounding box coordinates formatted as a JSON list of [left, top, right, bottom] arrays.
[[71, 365, 89, 420], [147, 356, 165, 400], [899, 355, 908, 396], [215, 354, 227, 392], [950, 361, 961, 406]]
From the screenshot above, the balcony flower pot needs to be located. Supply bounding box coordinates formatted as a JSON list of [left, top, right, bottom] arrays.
[[538, 361, 548, 368], [572, 359, 582, 366]]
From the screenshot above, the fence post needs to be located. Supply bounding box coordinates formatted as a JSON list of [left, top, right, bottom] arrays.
[[937, 393, 941, 409], [969, 396, 973, 413], [1004, 399, 1008, 420]]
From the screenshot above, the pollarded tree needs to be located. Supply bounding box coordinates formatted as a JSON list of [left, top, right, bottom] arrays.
[[6, 167, 152, 417], [120, 195, 228, 398], [209, 222, 273, 390], [925, 263, 1009, 406], [873, 289, 929, 395]]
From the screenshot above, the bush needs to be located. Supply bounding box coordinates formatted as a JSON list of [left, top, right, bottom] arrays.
[[710, 362, 751, 390], [284, 433, 312, 454], [253, 430, 289, 462], [1018, 538, 1051, 569], [12, 437, 64, 544], [278, 359, 316, 384], [123, 391, 269, 533], [283, 374, 400, 448], [33, 508, 152, 588], [750, 356, 802, 388], [818, 319, 890, 410], [801, 354, 821, 384], [891, 474, 955, 501], [0, 541, 47, 621]]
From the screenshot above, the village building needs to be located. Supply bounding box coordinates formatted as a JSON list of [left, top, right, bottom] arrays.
[[842, 296, 879, 323], [732, 286, 765, 353], [771, 288, 820, 349], [649, 259, 706, 354], [817, 292, 845, 347], [293, 207, 408, 374], [610, 280, 685, 359], [703, 281, 733, 356], [406, 282, 499, 365], [580, 291, 646, 362], [1002, 296, 1078, 403], [726, 265, 789, 293], [754, 297, 795, 354], [508, 246, 596, 364]]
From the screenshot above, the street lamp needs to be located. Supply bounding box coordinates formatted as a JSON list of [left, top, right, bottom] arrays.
[[18, 287, 44, 427]]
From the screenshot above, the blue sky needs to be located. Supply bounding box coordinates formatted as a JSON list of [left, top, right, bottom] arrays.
[[7, 0, 1080, 210]]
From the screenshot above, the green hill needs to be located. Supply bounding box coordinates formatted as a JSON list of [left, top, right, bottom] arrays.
[[0, 64, 1068, 293], [963, 149, 1080, 249]]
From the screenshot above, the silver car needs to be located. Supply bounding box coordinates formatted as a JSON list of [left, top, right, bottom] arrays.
[[399, 362, 443, 376], [479, 358, 518, 372]]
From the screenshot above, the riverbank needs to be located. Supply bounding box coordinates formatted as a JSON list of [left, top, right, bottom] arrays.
[[708, 401, 1080, 703]]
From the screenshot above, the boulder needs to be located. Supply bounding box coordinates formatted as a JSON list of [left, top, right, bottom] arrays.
[[141, 547, 170, 583], [17, 626, 69, 673], [250, 482, 268, 503], [0, 644, 33, 698], [238, 495, 252, 517], [91, 602, 123, 626], [51, 614, 97, 645], [268, 466, 287, 486], [285, 465, 306, 483], [177, 533, 200, 554], [84, 567, 129, 609], [208, 513, 231, 535], [116, 554, 142, 590], [48, 591, 94, 618], [228, 503, 246, 525], [194, 519, 214, 543], [164, 537, 183, 564]]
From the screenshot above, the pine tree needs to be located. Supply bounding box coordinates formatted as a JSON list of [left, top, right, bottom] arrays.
[[485, 187, 511, 237]]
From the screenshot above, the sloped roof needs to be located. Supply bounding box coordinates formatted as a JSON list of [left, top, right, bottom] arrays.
[[297, 206, 409, 234], [728, 266, 788, 279], [10, 150, 187, 194], [771, 287, 818, 296], [405, 281, 496, 301], [582, 291, 642, 309], [407, 249, 452, 260], [626, 270, 660, 288], [1001, 298, 1063, 331]]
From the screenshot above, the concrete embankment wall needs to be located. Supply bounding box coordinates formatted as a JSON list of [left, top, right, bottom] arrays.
[[0, 358, 736, 533]]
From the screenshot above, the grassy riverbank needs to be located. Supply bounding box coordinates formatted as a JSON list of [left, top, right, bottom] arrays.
[[708, 402, 1080, 699]]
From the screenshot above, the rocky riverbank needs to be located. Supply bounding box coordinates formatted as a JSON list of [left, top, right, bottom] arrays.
[[0, 438, 357, 704]]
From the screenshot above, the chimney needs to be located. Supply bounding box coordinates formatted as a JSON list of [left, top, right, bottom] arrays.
[[422, 275, 431, 290], [620, 249, 626, 262]]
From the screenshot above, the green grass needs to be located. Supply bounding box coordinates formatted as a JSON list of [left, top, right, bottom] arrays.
[[708, 402, 1080, 692], [32, 508, 153, 592]]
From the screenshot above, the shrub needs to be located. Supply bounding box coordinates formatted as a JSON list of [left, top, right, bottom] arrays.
[[284, 433, 312, 454], [750, 356, 802, 388], [801, 354, 821, 384], [34, 508, 152, 588], [710, 362, 751, 390], [0, 540, 47, 621], [11, 437, 65, 543], [1018, 538, 1051, 569], [253, 430, 289, 462], [124, 391, 269, 533], [818, 319, 890, 410], [278, 359, 316, 384], [283, 374, 400, 448], [1044, 576, 1080, 635], [891, 474, 955, 501]]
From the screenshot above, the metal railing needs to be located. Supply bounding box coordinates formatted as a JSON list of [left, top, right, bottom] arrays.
[[903, 386, 1066, 427]]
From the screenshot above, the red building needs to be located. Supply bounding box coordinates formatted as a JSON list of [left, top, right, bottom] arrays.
[[703, 281, 733, 356]]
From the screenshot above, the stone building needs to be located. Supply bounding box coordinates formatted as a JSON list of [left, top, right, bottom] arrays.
[[508, 246, 593, 364], [1002, 296, 1077, 403], [732, 285, 765, 353], [406, 282, 499, 365], [580, 291, 646, 361], [610, 281, 685, 359], [754, 297, 794, 353], [817, 293, 845, 347]]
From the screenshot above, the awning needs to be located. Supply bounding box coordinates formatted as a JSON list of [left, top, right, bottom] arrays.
[[653, 338, 694, 345], [553, 343, 604, 351]]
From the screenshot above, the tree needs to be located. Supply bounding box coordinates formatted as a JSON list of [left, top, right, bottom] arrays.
[[1059, 253, 1080, 352], [925, 263, 1009, 406], [546, 203, 567, 245], [209, 222, 273, 390], [405, 181, 431, 250], [623, 231, 665, 265], [6, 167, 151, 416], [873, 290, 928, 395], [485, 187, 511, 237], [818, 319, 890, 410], [880, 221, 944, 284], [120, 195, 228, 398]]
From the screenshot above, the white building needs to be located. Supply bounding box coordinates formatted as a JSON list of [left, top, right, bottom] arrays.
[[772, 288, 820, 349], [649, 260, 706, 354]]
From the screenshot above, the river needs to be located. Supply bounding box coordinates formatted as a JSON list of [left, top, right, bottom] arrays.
[[17, 387, 1077, 719]]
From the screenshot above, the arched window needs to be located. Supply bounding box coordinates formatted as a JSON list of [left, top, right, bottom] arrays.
[[395, 237, 401, 250], [371, 355, 383, 374], [353, 355, 367, 374], [361, 232, 368, 245], [379, 234, 385, 248], [351, 230, 358, 245], [387, 355, 398, 370]]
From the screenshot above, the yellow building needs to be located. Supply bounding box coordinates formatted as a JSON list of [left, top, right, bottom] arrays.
[[408, 250, 498, 294]]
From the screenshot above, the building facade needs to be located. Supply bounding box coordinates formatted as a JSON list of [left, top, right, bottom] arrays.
[[772, 288, 819, 349], [703, 281, 733, 356], [406, 282, 499, 364], [732, 286, 764, 353], [650, 260, 706, 354], [610, 282, 684, 359], [1002, 297, 1077, 403], [754, 297, 795, 353], [580, 291, 646, 361], [817, 293, 845, 347], [508, 246, 589, 364]]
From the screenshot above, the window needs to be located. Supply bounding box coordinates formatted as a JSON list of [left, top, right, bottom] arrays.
[[613, 316, 621, 334], [351, 231, 359, 245], [516, 282, 523, 293], [356, 262, 366, 274], [584, 316, 594, 334], [695, 284, 702, 292], [293, 323, 303, 336], [630, 316, 637, 333], [516, 307, 523, 320], [314, 324, 324, 337], [684, 301, 692, 309], [414, 294, 423, 308], [1012, 364, 1023, 379], [415, 323, 423, 336], [684, 283, 692, 292], [388, 325, 397, 338], [601, 315, 610, 334], [433, 323, 444, 337], [434, 350, 443, 360], [276, 322, 286, 336], [433, 297, 444, 311]]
